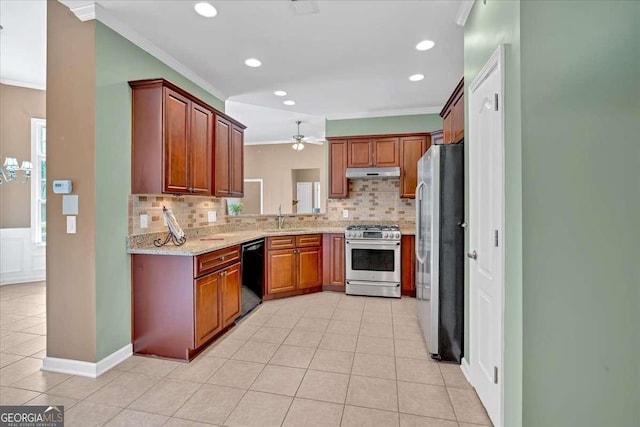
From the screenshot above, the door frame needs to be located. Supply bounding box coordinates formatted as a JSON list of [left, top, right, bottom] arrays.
[[466, 44, 506, 427]]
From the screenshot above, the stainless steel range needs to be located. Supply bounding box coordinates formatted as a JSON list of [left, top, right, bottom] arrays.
[[345, 224, 402, 298]]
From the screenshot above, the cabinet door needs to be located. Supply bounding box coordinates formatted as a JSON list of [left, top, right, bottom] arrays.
[[400, 136, 428, 198], [221, 263, 241, 328], [164, 88, 190, 193], [194, 273, 221, 347], [401, 235, 416, 296], [214, 116, 231, 196], [442, 109, 453, 144], [452, 93, 464, 143], [297, 246, 322, 289], [230, 125, 244, 197], [323, 234, 345, 288], [190, 103, 213, 195], [266, 249, 297, 294], [347, 139, 373, 167], [373, 137, 400, 167], [329, 140, 348, 198]]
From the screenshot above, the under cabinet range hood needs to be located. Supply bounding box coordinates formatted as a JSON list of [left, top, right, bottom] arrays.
[[345, 167, 400, 179]]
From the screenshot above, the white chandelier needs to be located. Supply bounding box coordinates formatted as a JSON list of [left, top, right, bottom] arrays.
[[0, 157, 32, 184]]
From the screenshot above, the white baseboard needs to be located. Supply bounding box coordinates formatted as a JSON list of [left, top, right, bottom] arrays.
[[0, 228, 45, 285], [461, 357, 473, 385], [42, 344, 132, 378]]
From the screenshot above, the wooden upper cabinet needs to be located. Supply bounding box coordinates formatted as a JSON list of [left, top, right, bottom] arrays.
[[373, 137, 400, 167], [347, 139, 373, 167], [230, 125, 244, 196], [214, 117, 244, 197], [194, 272, 221, 347], [347, 137, 399, 167], [440, 77, 464, 144], [189, 103, 213, 194], [329, 140, 348, 199], [400, 135, 430, 198], [163, 89, 191, 193], [129, 79, 245, 195]]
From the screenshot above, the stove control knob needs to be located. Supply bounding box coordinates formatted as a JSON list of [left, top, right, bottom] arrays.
[[383, 232, 389, 238], [395, 232, 400, 239], [358, 232, 363, 238]]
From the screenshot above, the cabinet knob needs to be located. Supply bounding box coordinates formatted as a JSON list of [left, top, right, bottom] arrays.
[[221, 256, 225, 261]]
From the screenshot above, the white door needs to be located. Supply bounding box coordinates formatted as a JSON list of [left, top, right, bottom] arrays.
[[296, 182, 313, 214], [469, 45, 505, 426]]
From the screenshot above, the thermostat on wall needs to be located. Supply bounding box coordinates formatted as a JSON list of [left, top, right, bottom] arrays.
[[53, 180, 73, 194]]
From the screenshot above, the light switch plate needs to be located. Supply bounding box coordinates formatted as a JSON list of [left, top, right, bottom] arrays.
[[67, 216, 77, 234], [208, 211, 217, 223], [62, 195, 79, 215], [140, 214, 148, 228], [342, 209, 349, 218]]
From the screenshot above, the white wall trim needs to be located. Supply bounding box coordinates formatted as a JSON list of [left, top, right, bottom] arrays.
[[92, 4, 227, 102], [461, 357, 473, 384], [0, 229, 46, 285], [325, 106, 442, 120], [58, 1, 96, 22], [42, 344, 132, 378], [455, 0, 475, 27], [0, 78, 46, 91], [244, 139, 326, 146]]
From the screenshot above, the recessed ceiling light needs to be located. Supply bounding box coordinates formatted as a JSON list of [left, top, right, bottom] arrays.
[[194, 2, 217, 18], [409, 74, 425, 82], [245, 58, 262, 68], [416, 40, 435, 51], [274, 90, 287, 97], [283, 100, 296, 106]]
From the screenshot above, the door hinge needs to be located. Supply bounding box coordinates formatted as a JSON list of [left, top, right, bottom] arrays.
[[494, 366, 499, 384], [494, 93, 499, 111], [494, 229, 499, 247]]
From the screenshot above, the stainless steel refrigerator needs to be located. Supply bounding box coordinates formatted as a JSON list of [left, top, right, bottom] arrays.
[[415, 144, 464, 362]]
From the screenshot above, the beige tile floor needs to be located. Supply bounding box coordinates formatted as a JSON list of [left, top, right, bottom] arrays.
[[0, 282, 492, 426]]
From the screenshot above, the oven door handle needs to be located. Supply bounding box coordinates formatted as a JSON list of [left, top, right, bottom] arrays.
[[346, 240, 400, 249]]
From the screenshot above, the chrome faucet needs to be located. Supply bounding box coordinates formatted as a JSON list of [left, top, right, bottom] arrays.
[[277, 204, 285, 230]]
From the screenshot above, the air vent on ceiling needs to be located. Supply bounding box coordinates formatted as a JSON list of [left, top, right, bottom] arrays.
[[290, 0, 320, 15]]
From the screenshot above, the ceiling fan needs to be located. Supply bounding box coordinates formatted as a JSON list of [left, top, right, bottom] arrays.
[[291, 120, 323, 151]]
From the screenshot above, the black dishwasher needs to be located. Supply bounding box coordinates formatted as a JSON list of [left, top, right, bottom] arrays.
[[240, 239, 264, 317]]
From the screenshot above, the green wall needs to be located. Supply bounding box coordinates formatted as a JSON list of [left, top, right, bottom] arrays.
[[94, 22, 224, 360], [325, 114, 442, 137], [464, 1, 523, 425], [519, 1, 639, 425]]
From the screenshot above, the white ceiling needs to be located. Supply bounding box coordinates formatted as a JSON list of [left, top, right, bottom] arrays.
[[0, 0, 47, 90], [2, 1, 465, 144]]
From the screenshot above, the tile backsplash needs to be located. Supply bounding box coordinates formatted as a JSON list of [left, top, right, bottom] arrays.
[[129, 178, 414, 236]]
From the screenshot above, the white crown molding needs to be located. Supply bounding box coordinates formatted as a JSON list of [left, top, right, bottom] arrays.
[[455, 0, 475, 27], [0, 78, 46, 91], [325, 106, 442, 121], [94, 4, 227, 101], [59, 1, 96, 22], [42, 344, 132, 378], [245, 139, 326, 146]]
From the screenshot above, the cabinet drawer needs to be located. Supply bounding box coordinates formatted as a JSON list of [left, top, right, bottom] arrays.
[[296, 234, 322, 248], [267, 236, 295, 250], [194, 246, 240, 277]]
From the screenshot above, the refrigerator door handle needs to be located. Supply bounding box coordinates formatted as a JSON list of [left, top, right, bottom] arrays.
[[415, 181, 426, 264]]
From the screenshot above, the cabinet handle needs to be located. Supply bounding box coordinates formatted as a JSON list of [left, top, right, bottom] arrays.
[[221, 256, 225, 261]]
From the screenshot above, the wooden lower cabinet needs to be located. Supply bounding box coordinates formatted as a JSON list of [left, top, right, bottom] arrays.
[[265, 234, 322, 299], [195, 273, 221, 347], [401, 235, 416, 297], [266, 249, 297, 294], [132, 246, 242, 361], [323, 234, 345, 291]]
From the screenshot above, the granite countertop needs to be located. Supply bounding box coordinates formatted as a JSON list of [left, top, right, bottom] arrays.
[[128, 226, 416, 256]]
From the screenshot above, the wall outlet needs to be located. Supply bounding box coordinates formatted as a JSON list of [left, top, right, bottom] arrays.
[[342, 209, 349, 218], [67, 216, 77, 234], [208, 211, 217, 223], [140, 214, 148, 229]]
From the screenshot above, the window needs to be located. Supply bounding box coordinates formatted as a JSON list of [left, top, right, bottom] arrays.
[[31, 119, 46, 244]]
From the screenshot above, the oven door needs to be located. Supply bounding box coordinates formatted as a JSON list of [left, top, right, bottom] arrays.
[[345, 239, 401, 283]]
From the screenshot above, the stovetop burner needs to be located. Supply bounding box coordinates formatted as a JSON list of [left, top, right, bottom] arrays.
[[345, 224, 401, 240], [346, 224, 400, 231]]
